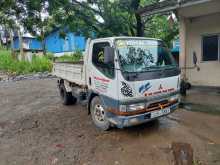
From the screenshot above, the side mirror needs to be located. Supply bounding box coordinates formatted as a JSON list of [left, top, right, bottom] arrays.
[[193, 51, 197, 66], [104, 46, 115, 65]]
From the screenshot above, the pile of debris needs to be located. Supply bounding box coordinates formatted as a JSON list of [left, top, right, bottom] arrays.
[[0, 71, 56, 83]]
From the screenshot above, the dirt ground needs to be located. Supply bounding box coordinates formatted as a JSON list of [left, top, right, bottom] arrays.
[[0, 79, 220, 165]]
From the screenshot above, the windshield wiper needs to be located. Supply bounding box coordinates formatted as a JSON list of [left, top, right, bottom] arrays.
[[143, 66, 163, 72], [162, 65, 178, 70], [142, 65, 177, 72]]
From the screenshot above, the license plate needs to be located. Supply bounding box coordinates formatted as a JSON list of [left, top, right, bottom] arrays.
[[151, 108, 170, 119]]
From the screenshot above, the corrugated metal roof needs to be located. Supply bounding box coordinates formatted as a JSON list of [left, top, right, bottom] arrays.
[[22, 33, 35, 38], [138, 0, 212, 16]]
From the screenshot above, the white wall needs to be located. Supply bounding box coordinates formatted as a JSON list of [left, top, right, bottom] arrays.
[[180, 13, 220, 87]]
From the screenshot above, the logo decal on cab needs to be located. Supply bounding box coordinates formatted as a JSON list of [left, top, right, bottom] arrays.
[[121, 82, 133, 97], [158, 84, 163, 90], [139, 82, 152, 94]]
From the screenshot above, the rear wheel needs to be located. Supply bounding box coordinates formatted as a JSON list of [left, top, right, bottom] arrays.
[[59, 84, 76, 105], [90, 96, 110, 131]]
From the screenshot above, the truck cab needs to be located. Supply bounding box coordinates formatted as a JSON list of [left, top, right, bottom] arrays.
[[54, 37, 180, 130]]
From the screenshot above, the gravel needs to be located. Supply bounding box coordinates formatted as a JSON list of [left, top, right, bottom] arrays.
[[0, 79, 220, 165]]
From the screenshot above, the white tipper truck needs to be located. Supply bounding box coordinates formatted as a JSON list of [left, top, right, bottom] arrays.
[[53, 37, 180, 130]]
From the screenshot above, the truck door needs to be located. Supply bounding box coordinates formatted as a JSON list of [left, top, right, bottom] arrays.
[[87, 41, 119, 102]]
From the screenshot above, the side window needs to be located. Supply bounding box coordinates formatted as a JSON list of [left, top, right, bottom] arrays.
[[92, 42, 115, 79], [202, 35, 219, 61]]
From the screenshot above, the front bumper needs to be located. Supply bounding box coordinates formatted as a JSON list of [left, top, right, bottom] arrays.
[[107, 103, 179, 128]]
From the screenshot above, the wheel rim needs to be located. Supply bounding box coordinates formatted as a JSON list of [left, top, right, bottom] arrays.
[[94, 104, 105, 123]]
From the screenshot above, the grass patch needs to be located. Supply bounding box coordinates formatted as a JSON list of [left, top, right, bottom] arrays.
[[0, 49, 52, 75], [0, 49, 83, 75], [55, 51, 82, 62]]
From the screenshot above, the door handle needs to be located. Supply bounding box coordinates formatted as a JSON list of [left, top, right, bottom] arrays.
[[89, 77, 92, 85]]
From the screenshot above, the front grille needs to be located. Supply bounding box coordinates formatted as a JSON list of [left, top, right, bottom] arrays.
[[148, 100, 169, 109], [146, 99, 178, 112]]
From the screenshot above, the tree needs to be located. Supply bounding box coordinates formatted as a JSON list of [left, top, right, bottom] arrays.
[[0, 0, 179, 56], [47, 0, 148, 37], [144, 14, 179, 46], [119, 0, 158, 36], [0, 0, 17, 57], [24, 1, 55, 55], [0, 0, 27, 59], [47, 0, 177, 41]]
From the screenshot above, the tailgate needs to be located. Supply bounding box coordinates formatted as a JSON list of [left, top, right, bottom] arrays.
[[53, 62, 86, 86]]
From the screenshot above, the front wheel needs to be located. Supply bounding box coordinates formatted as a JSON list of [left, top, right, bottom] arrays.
[[90, 96, 110, 131]]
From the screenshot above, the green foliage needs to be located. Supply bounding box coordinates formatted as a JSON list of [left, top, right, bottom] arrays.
[[48, 0, 150, 37], [145, 15, 179, 46], [47, 0, 178, 44], [0, 50, 52, 75], [45, 52, 54, 60], [56, 51, 83, 62], [0, 44, 6, 50], [0, 0, 178, 52]]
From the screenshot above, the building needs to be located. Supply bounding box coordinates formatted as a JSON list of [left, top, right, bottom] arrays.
[[12, 33, 43, 61], [138, 0, 220, 87], [45, 28, 86, 57], [12, 34, 43, 52]]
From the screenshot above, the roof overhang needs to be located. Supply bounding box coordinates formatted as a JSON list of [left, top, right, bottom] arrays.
[[138, 0, 213, 17]]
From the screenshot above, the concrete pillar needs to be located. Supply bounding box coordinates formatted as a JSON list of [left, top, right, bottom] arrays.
[[179, 16, 187, 80]]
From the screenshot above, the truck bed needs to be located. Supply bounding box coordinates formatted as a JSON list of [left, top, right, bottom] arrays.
[[53, 61, 86, 86]]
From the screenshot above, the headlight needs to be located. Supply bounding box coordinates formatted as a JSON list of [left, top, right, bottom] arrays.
[[169, 94, 180, 102], [120, 103, 145, 112], [128, 103, 145, 111], [119, 105, 127, 112]]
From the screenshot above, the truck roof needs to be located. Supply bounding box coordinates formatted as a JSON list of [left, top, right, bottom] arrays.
[[91, 36, 162, 42]]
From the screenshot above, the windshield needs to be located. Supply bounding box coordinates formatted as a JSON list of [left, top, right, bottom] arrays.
[[116, 39, 176, 73]]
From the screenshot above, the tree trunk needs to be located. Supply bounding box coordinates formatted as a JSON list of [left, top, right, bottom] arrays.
[[3, 26, 9, 50], [135, 13, 144, 37], [9, 30, 16, 59], [42, 39, 46, 56], [18, 30, 24, 60], [0, 32, 2, 48], [131, 0, 144, 37], [40, 30, 46, 56]]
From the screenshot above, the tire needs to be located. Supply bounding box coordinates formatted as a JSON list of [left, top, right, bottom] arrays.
[[59, 84, 76, 105], [180, 81, 187, 96], [90, 96, 110, 131], [185, 82, 191, 90]]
